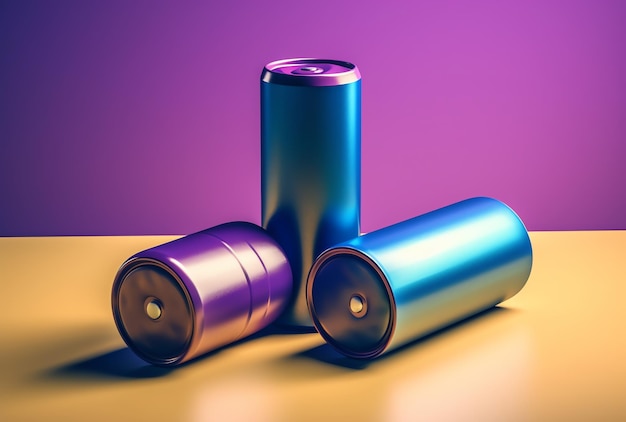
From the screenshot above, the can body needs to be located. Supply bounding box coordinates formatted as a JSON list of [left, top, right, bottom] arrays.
[[261, 58, 361, 327], [111, 222, 292, 366], [307, 197, 533, 359]]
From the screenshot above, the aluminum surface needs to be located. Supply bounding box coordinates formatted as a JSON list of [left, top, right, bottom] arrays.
[[307, 197, 533, 359], [262, 58, 361, 86], [112, 222, 292, 366], [261, 58, 361, 327]]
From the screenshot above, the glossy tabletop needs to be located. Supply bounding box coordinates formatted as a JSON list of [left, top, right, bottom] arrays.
[[1, 231, 625, 421]]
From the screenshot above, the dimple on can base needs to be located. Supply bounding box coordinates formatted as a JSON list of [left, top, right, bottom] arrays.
[[111, 222, 292, 366], [261, 58, 361, 328], [306, 197, 533, 359]]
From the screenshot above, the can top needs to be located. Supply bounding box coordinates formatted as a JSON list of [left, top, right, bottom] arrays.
[[261, 58, 361, 87]]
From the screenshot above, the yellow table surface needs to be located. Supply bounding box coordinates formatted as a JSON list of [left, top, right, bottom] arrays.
[[1, 231, 625, 421]]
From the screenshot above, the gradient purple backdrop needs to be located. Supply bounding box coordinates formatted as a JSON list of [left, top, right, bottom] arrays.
[[1, 0, 625, 236]]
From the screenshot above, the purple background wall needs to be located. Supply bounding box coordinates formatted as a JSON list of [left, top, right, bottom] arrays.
[[1, 0, 625, 236]]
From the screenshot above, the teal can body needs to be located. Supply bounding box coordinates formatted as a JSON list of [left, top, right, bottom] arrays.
[[306, 197, 533, 358], [261, 59, 361, 327]]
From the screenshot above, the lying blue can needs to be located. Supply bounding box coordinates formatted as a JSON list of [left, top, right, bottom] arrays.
[[306, 197, 533, 359]]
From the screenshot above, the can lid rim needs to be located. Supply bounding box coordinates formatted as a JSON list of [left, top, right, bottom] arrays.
[[262, 58, 361, 86]]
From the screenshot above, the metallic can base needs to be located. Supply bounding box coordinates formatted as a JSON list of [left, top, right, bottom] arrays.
[[113, 260, 194, 365], [308, 250, 395, 358]]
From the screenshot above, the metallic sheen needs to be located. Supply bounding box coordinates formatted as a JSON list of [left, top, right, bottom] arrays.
[[262, 58, 361, 86], [112, 222, 292, 366], [307, 197, 533, 359], [261, 58, 361, 327]]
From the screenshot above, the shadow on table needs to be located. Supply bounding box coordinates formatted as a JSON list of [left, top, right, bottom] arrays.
[[50, 347, 172, 379], [297, 306, 515, 370], [47, 322, 317, 381]]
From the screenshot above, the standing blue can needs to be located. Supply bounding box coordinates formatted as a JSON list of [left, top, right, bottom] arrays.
[[261, 58, 361, 327], [306, 197, 533, 358]]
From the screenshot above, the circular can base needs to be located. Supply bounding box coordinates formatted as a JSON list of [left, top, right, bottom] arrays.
[[112, 260, 194, 366], [307, 248, 395, 359]]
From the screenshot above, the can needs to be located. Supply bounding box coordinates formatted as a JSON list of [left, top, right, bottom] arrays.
[[111, 222, 292, 366], [306, 197, 533, 359], [261, 58, 361, 327]]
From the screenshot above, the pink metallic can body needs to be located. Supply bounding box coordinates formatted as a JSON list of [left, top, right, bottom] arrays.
[[112, 222, 292, 366]]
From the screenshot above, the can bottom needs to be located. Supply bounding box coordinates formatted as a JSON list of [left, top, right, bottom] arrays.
[[113, 262, 194, 365], [308, 251, 394, 358]]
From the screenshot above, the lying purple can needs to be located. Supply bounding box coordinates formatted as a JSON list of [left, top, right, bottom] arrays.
[[111, 222, 292, 366]]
